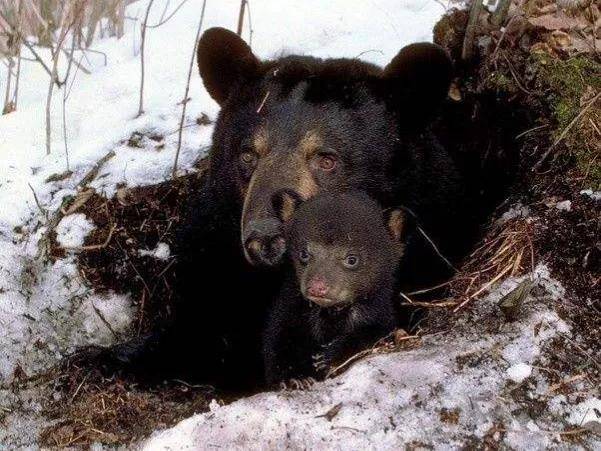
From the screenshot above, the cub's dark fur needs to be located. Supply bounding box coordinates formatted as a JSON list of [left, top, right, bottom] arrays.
[[263, 192, 404, 385]]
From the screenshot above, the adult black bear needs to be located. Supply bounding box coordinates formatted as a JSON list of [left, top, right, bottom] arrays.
[[101, 28, 470, 389]]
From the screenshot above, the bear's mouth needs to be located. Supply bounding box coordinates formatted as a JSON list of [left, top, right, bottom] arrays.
[[306, 295, 352, 311]]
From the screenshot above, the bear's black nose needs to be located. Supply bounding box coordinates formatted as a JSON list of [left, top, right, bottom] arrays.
[[243, 218, 286, 266]]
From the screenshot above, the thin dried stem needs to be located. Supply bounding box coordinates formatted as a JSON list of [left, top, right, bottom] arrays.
[[172, 0, 208, 177]]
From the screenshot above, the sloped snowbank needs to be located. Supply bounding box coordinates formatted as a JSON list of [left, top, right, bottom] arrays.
[[142, 266, 600, 449]]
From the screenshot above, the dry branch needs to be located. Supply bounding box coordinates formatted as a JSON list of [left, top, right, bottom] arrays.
[[137, 0, 155, 117], [172, 0, 208, 177]]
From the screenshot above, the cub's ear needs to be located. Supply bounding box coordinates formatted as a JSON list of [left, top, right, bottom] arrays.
[[384, 208, 406, 242], [197, 27, 260, 105], [381, 43, 452, 122]]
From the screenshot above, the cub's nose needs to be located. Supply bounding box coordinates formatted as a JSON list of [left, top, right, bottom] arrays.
[[307, 277, 329, 298], [243, 218, 286, 266]]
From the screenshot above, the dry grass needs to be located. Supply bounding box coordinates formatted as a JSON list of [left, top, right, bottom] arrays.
[[402, 217, 535, 312], [40, 360, 214, 447]]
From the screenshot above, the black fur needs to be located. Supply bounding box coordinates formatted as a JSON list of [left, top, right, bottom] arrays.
[[94, 29, 471, 389], [263, 193, 399, 385]]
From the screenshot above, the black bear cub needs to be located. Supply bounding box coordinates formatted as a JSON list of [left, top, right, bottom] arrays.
[[263, 191, 406, 386]]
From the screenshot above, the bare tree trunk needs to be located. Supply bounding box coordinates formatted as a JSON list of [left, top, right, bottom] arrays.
[[173, 0, 207, 177], [3, 57, 13, 114], [236, 0, 246, 36], [12, 0, 23, 110], [116, 0, 126, 38], [46, 45, 60, 154], [38, 0, 56, 47], [462, 0, 483, 60], [137, 0, 155, 117], [491, 0, 511, 27], [13, 48, 22, 109], [62, 34, 77, 170], [85, 0, 104, 47]]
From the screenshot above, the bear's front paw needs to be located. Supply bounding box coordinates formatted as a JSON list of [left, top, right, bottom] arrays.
[[279, 377, 317, 391], [312, 352, 331, 374]]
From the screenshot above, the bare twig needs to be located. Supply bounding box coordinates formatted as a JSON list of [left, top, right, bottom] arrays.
[[553, 91, 600, 148], [462, 0, 483, 60], [256, 90, 270, 113], [61, 33, 78, 170], [28, 183, 48, 219], [137, 0, 155, 117], [236, 0, 246, 36], [36, 150, 115, 262], [62, 224, 117, 251], [245, 0, 253, 48], [172, 0, 208, 177], [60, 47, 90, 75], [491, 0, 511, 27], [147, 0, 190, 28]]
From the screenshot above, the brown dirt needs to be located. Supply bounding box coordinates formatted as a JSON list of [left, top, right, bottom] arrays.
[[40, 359, 213, 447]]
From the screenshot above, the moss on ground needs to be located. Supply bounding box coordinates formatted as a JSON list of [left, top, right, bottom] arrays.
[[534, 54, 601, 187]]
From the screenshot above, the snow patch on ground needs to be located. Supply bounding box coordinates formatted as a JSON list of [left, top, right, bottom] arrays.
[[142, 265, 599, 449], [139, 242, 171, 260], [506, 363, 532, 383], [55, 213, 96, 248], [568, 398, 601, 428], [580, 189, 601, 201], [555, 200, 572, 211], [500, 203, 530, 222]]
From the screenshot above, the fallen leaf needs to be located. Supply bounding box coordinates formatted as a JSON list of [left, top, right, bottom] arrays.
[[548, 30, 572, 49], [528, 13, 586, 31]]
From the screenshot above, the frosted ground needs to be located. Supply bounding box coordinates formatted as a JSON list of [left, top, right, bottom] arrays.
[[0, 0, 599, 448]]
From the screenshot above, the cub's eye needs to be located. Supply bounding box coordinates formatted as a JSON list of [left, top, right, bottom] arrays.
[[239, 151, 258, 167], [343, 254, 360, 269], [315, 153, 337, 172], [298, 248, 311, 264]]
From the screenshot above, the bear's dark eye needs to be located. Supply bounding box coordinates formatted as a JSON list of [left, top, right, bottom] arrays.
[[315, 153, 337, 172], [239, 151, 258, 168], [343, 254, 360, 269], [298, 248, 311, 264]]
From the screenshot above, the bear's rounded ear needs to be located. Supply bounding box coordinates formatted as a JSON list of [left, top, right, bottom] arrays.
[[381, 43, 452, 123], [384, 208, 406, 243], [197, 27, 260, 105]]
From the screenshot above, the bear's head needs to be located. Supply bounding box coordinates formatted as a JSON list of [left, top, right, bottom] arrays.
[[197, 27, 452, 267]]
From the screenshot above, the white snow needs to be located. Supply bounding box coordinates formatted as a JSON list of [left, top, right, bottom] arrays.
[[141, 265, 599, 450], [500, 203, 530, 222], [568, 398, 601, 428], [54, 213, 96, 248], [506, 362, 532, 383], [139, 242, 171, 260], [555, 200, 572, 211], [580, 189, 601, 201]]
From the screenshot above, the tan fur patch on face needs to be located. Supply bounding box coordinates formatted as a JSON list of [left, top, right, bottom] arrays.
[[253, 127, 270, 157], [296, 166, 319, 200], [299, 130, 323, 158], [279, 193, 297, 222]]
